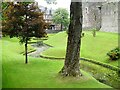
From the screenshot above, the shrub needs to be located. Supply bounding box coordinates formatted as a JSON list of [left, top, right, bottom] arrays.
[[81, 33, 85, 38], [92, 29, 96, 37], [107, 47, 120, 60]]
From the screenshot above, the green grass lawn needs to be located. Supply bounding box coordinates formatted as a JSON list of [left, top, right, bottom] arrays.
[[0, 38, 2, 89], [1, 37, 111, 88], [41, 31, 119, 67]]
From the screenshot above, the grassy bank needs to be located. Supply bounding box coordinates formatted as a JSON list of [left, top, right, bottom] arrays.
[[1, 37, 111, 88], [42, 31, 119, 67]]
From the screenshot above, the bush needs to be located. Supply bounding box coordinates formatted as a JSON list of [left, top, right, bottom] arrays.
[[92, 29, 96, 37], [107, 47, 120, 60]]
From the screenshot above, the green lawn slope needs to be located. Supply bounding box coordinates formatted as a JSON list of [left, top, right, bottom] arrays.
[[42, 31, 119, 67], [1, 37, 111, 88]]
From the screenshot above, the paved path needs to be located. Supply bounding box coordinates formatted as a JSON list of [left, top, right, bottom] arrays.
[[28, 43, 50, 58], [28, 43, 120, 72]]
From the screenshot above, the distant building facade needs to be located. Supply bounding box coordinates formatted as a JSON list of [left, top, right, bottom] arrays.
[[82, 1, 119, 33], [37, 1, 119, 33], [38, 4, 61, 31]]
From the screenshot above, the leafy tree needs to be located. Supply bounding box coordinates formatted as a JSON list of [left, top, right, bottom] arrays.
[[1, 2, 9, 20], [52, 8, 69, 30], [2, 2, 48, 64], [2, 2, 9, 10], [59, 2, 83, 77], [44, 0, 57, 4]]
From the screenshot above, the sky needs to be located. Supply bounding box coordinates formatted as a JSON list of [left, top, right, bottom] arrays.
[[35, 0, 71, 11]]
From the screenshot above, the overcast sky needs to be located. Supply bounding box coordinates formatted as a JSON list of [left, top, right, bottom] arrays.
[[35, 0, 71, 11]]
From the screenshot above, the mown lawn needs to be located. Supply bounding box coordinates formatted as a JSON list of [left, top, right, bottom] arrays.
[[42, 31, 119, 67], [0, 38, 2, 89], [1, 37, 111, 88]]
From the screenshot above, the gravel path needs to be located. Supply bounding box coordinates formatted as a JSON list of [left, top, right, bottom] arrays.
[[28, 43, 50, 58]]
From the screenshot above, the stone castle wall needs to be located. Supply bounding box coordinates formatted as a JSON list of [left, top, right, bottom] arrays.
[[82, 2, 119, 33], [101, 2, 118, 33]]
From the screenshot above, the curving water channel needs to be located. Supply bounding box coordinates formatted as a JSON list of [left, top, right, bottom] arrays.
[[28, 42, 119, 89], [28, 43, 51, 57]]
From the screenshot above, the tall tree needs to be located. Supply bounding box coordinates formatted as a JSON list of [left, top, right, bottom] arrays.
[[52, 8, 69, 30], [2, 2, 48, 64], [1, 2, 9, 20], [59, 2, 83, 77], [44, 0, 57, 4]]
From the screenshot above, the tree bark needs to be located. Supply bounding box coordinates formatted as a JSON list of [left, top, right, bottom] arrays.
[[25, 38, 28, 64], [59, 2, 83, 77], [61, 22, 63, 31], [25, 8, 28, 64]]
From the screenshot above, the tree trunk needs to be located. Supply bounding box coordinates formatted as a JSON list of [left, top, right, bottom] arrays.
[[59, 2, 83, 77], [93, 29, 96, 37], [25, 38, 28, 64], [61, 22, 63, 31]]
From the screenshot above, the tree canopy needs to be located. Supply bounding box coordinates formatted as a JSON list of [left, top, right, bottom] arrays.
[[52, 8, 69, 30], [2, 2, 48, 42], [44, 0, 57, 4], [2, 2, 49, 63]]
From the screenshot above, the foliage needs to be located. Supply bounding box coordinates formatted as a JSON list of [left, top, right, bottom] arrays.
[[44, 0, 57, 4], [2, 2, 48, 43], [52, 8, 69, 30], [107, 47, 120, 60], [2, 2, 49, 63], [1, 2, 9, 20], [2, 2, 8, 10], [92, 29, 96, 37], [80, 60, 120, 89]]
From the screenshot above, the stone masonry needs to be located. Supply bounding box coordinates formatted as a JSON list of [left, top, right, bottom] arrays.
[[82, 2, 119, 33]]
